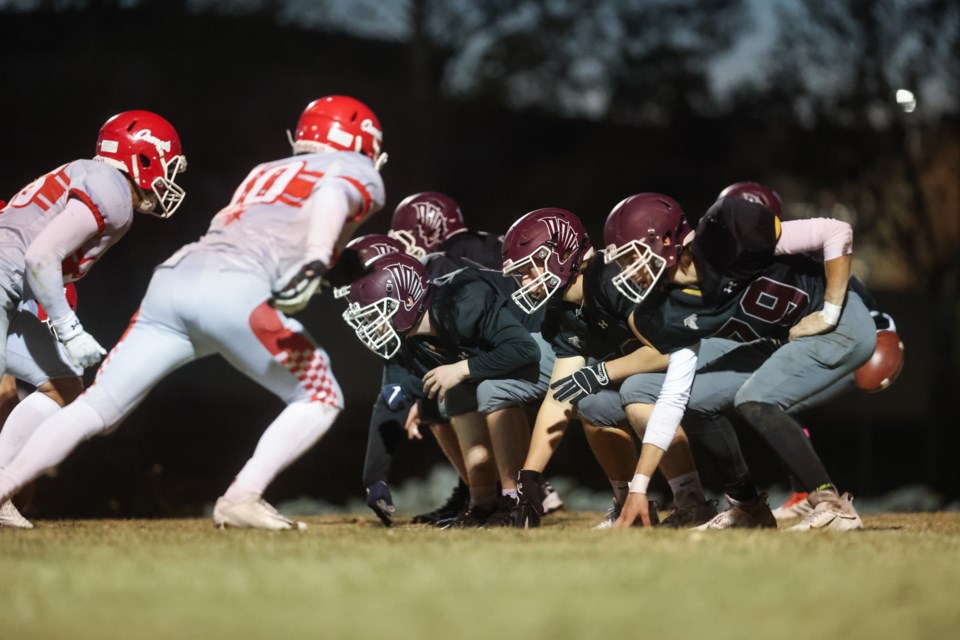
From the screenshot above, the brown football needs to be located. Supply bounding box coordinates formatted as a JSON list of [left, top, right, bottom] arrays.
[[855, 330, 904, 393]]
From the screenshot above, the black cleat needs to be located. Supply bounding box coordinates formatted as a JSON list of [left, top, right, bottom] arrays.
[[411, 479, 470, 526], [515, 470, 546, 529], [484, 495, 520, 528], [443, 503, 496, 529], [365, 481, 396, 527]]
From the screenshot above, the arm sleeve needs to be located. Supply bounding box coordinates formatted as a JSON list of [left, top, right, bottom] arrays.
[[641, 346, 698, 451], [302, 180, 364, 267], [24, 197, 100, 325], [775, 219, 853, 261]]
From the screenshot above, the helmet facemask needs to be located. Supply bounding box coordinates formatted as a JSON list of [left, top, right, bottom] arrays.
[[503, 246, 562, 314], [387, 229, 426, 259], [342, 297, 403, 359], [131, 153, 187, 218], [605, 240, 667, 304]]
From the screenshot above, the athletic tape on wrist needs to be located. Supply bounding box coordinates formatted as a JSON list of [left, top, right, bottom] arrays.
[[628, 474, 651, 495], [819, 301, 842, 326]]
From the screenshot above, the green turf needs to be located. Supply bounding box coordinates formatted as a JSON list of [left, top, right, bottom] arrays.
[[2, 513, 959, 640]]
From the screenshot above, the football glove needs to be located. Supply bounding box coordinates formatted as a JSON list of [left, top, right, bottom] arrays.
[[50, 313, 107, 368], [550, 362, 611, 403], [59, 331, 107, 368], [271, 260, 327, 314], [271, 249, 371, 314]]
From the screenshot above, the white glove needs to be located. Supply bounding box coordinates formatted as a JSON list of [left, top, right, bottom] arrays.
[[50, 312, 107, 368], [62, 332, 108, 368]]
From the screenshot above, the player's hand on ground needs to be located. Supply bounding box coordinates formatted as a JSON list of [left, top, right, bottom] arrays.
[[550, 362, 611, 403], [62, 331, 107, 368], [614, 492, 654, 528], [422, 361, 470, 402], [271, 259, 327, 314], [789, 311, 834, 341]]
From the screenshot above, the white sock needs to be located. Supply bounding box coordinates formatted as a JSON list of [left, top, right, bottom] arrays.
[[668, 472, 704, 501], [0, 391, 61, 469], [225, 402, 338, 502], [0, 398, 106, 503], [502, 487, 518, 499], [611, 479, 630, 506]]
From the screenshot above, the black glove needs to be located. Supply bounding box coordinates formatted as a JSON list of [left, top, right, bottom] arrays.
[[323, 248, 370, 288], [550, 362, 611, 403], [271, 260, 328, 314]]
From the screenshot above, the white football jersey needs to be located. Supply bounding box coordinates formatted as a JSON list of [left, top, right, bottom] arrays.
[[0, 159, 134, 286], [181, 151, 385, 288]]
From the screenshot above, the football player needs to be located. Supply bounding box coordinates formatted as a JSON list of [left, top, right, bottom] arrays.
[[501, 207, 714, 528], [720, 182, 904, 521], [364, 193, 561, 526], [342, 252, 550, 527], [0, 96, 385, 530], [0, 112, 185, 527], [596, 192, 875, 531]]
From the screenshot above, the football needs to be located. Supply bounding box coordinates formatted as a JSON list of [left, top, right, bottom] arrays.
[[855, 330, 905, 393]]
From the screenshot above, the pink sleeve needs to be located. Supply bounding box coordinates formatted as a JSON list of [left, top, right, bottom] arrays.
[[775, 218, 853, 261]]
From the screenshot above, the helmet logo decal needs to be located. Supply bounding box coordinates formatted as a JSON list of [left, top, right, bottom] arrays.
[[539, 216, 578, 262], [360, 118, 383, 141], [132, 129, 172, 153], [413, 201, 447, 248], [386, 263, 426, 311]]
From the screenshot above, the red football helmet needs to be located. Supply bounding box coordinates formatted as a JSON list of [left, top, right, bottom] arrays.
[[94, 110, 187, 218], [342, 253, 433, 359], [603, 193, 692, 303], [388, 192, 466, 259], [501, 208, 592, 314], [719, 181, 783, 217], [291, 96, 386, 169]]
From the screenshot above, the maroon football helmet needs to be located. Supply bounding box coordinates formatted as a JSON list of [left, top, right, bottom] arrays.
[[603, 193, 692, 303], [501, 208, 592, 314], [388, 192, 466, 258], [345, 233, 406, 265], [718, 181, 783, 217], [341, 253, 432, 358]]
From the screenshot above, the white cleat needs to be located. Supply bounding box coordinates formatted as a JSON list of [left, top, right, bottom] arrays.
[[693, 493, 777, 531], [785, 491, 863, 532], [542, 481, 564, 515], [771, 491, 815, 521], [593, 497, 621, 529], [213, 496, 307, 531], [0, 500, 34, 529]]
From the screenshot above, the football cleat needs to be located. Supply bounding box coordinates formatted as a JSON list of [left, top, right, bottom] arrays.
[[515, 470, 546, 528], [661, 490, 718, 528], [541, 480, 564, 515], [213, 496, 307, 531], [443, 503, 496, 529], [0, 500, 34, 529], [365, 481, 396, 528], [785, 491, 863, 532], [771, 491, 814, 521], [411, 479, 470, 526], [484, 495, 520, 528], [593, 497, 622, 529], [693, 493, 777, 531]]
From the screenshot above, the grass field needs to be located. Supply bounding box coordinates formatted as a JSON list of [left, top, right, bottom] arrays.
[[2, 512, 959, 640]]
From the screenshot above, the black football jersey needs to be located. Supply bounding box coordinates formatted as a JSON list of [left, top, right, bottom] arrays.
[[541, 255, 642, 360], [632, 198, 829, 353], [437, 230, 504, 270], [397, 267, 540, 381]]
